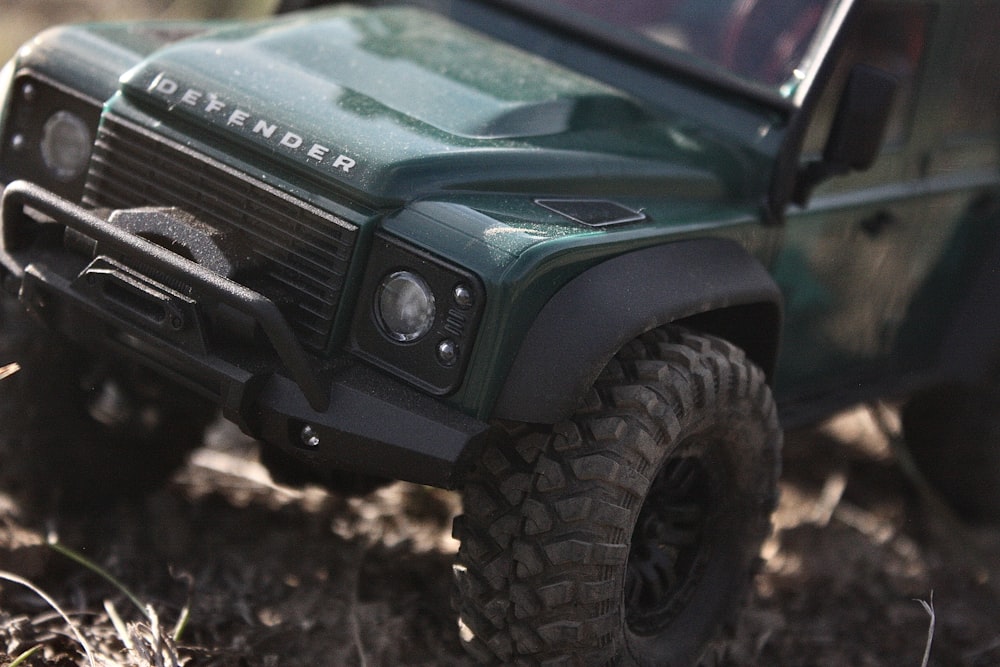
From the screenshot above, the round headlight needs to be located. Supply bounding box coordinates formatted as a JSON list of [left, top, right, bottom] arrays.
[[376, 271, 436, 342], [39, 110, 92, 181]]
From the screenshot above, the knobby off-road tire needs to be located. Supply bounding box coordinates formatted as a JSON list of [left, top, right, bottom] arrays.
[[901, 374, 1000, 521], [0, 303, 216, 510], [454, 327, 781, 666]]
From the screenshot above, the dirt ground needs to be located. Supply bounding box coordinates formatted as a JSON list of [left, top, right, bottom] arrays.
[[2, 380, 1000, 667], [2, 3, 1000, 666]]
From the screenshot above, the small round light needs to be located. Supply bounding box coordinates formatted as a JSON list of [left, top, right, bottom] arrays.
[[40, 110, 92, 181], [437, 339, 459, 366], [376, 271, 436, 342], [453, 283, 474, 309]]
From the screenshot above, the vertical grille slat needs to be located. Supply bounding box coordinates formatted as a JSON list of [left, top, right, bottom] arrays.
[[83, 115, 358, 352]]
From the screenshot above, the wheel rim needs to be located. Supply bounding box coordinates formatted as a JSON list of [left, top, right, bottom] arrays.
[[625, 455, 713, 635]]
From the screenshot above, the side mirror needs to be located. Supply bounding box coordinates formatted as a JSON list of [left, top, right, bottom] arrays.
[[793, 64, 899, 204]]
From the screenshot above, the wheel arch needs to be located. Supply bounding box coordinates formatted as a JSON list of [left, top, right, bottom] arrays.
[[492, 237, 783, 424]]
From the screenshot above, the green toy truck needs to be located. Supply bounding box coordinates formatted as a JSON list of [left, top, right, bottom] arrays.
[[1, 0, 998, 663]]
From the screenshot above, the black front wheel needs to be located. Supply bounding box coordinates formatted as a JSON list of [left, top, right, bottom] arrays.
[[454, 327, 781, 665]]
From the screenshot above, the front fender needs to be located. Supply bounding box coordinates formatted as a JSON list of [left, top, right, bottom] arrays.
[[493, 237, 782, 424]]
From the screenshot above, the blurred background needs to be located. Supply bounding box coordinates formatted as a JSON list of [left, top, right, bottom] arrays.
[[1, 0, 279, 62]]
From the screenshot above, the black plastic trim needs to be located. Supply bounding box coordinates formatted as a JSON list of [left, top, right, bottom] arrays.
[[349, 232, 485, 396], [769, 1, 862, 216], [493, 237, 783, 424], [257, 366, 493, 488], [0, 181, 493, 487], [1, 180, 329, 411]]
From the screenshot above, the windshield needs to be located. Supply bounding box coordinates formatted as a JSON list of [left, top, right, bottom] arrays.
[[544, 0, 847, 100]]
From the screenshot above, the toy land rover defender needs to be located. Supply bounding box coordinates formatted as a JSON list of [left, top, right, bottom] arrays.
[[1, 0, 998, 664]]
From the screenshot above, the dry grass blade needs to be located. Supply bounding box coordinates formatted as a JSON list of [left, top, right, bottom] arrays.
[[0, 362, 20, 381], [127, 606, 182, 667], [8, 645, 43, 667], [48, 538, 149, 622], [105, 599, 135, 652], [0, 570, 97, 667], [167, 570, 194, 643], [916, 591, 935, 667], [105, 600, 183, 667]]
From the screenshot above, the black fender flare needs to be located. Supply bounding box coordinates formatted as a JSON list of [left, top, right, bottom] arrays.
[[493, 237, 783, 424]]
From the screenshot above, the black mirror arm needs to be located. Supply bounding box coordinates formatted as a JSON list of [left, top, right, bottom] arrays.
[[791, 159, 848, 206], [791, 64, 898, 207]]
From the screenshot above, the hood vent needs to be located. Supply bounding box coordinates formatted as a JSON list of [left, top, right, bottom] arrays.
[[535, 198, 647, 227]]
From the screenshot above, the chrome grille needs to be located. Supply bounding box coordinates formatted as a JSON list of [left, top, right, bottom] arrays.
[[83, 115, 358, 352]]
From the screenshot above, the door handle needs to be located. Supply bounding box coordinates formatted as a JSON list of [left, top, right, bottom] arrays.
[[860, 210, 898, 237]]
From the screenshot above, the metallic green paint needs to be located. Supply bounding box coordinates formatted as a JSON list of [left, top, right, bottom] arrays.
[[2, 0, 998, 425], [112, 7, 773, 207], [15, 6, 781, 419]]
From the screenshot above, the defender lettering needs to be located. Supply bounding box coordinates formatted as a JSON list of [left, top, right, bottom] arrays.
[[253, 120, 277, 139], [149, 73, 357, 174]]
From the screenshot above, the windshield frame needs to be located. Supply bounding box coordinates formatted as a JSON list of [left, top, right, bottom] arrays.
[[482, 0, 857, 109]]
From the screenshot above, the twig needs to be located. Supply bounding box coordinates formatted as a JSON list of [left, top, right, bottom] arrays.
[[0, 362, 20, 380], [915, 591, 935, 667], [0, 570, 97, 667]]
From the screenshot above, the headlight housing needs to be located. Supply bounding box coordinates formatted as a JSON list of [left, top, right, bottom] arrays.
[[0, 70, 101, 200], [376, 270, 437, 342], [39, 109, 93, 181], [351, 233, 485, 395]]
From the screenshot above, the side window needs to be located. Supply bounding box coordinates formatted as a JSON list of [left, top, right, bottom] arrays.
[[802, 2, 932, 156], [944, 2, 1000, 140]]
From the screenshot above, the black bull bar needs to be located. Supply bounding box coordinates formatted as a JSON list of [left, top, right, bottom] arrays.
[[0, 180, 489, 487]]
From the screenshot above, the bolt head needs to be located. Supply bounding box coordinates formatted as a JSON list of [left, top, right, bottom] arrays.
[[300, 424, 321, 448], [437, 339, 458, 366]]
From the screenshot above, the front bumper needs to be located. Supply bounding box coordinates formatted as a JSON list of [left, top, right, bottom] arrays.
[[0, 181, 490, 488]]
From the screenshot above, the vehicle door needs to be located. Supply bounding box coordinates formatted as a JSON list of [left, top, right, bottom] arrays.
[[774, 0, 938, 405], [891, 0, 1000, 379]]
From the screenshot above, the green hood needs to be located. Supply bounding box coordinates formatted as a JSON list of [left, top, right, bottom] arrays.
[[118, 6, 752, 204]]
